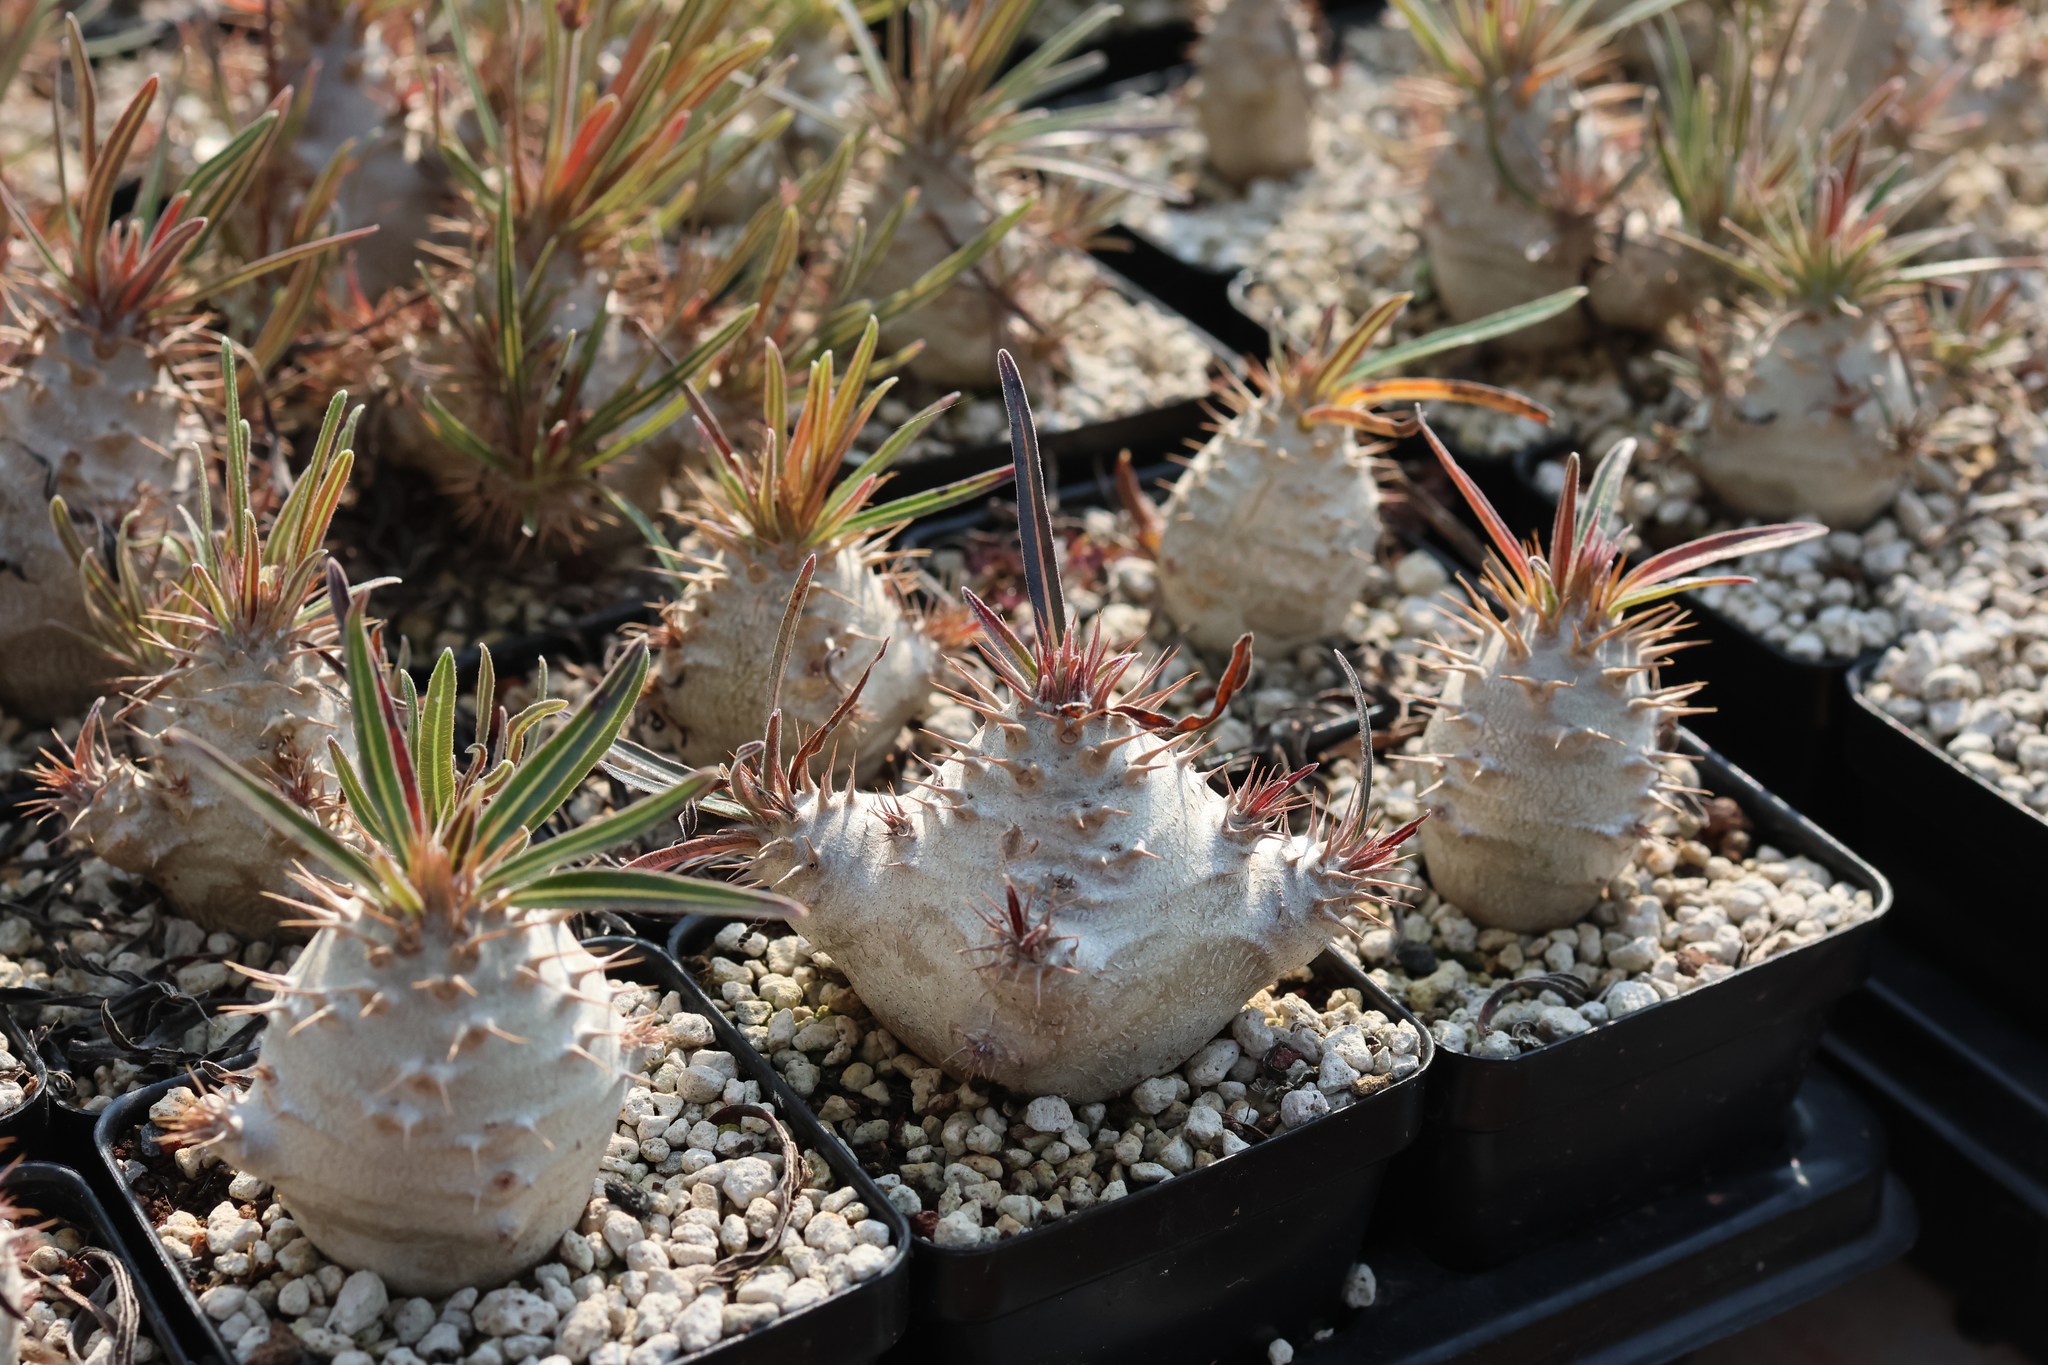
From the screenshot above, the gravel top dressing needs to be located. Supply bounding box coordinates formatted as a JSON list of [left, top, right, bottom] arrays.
[[686, 922, 1424, 1247], [0, 828, 275, 1113], [3, 1202, 165, 1365], [886, 254, 1220, 459], [1332, 752, 1881, 1059], [114, 986, 896, 1365]]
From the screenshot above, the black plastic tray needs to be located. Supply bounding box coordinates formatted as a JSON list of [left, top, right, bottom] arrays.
[[6, 1161, 197, 1365], [1307, 1067, 1914, 1364], [666, 922, 1431, 1365], [1, 1006, 48, 1145], [1506, 446, 1868, 820], [1391, 731, 1892, 1271], [93, 937, 915, 1365], [1839, 657, 2046, 1011], [1823, 938, 2048, 1360]]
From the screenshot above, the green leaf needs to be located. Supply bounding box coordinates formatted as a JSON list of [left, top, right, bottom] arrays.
[[600, 736, 700, 796], [419, 650, 459, 824], [338, 591, 418, 848], [170, 732, 380, 887], [839, 464, 1015, 537], [1348, 288, 1587, 379], [482, 769, 717, 891], [503, 868, 804, 918], [473, 645, 653, 857]]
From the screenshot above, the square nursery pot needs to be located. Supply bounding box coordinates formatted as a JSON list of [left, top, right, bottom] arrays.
[[92, 937, 914, 1365], [1, 1007, 49, 1144], [1840, 657, 2047, 1016], [7, 1160, 197, 1365], [1508, 446, 1866, 820], [667, 922, 1432, 1365], [1390, 730, 1891, 1272]]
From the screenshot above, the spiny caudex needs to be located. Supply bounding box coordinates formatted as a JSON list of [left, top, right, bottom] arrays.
[[1673, 136, 2024, 528], [1125, 288, 1578, 654], [0, 23, 366, 719], [214, 0, 450, 303], [162, 566, 799, 1296], [32, 347, 357, 940], [1392, 0, 1684, 349], [847, 0, 1163, 387], [1411, 425, 1822, 933], [1192, 0, 1323, 190], [635, 320, 1011, 778], [620, 354, 1425, 1101], [396, 0, 773, 547]]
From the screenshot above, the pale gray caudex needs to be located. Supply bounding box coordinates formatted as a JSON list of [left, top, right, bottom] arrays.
[[161, 565, 798, 1296], [614, 351, 1427, 1102], [1409, 423, 1822, 933]]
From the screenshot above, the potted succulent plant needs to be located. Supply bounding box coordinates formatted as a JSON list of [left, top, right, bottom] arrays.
[[91, 567, 929, 1361], [1344, 427, 1892, 1264], [607, 357, 1436, 1360]]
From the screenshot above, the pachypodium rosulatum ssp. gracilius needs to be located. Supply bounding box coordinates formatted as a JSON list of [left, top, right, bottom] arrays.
[[161, 567, 797, 1295], [616, 353, 1426, 1101], [1411, 423, 1823, 932]]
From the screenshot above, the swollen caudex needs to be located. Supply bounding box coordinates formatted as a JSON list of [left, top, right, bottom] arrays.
[[1144, 290, 1575, 654], [34, 360, 358, 939], [1410, 425, 1824, 934], [650, 353, 1423, 1101], [638, 327, 1003, 777], [164, 568, 797, 1294]]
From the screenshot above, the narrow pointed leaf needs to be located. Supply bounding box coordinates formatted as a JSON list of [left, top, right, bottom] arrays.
[[504, 868, 804, 919]]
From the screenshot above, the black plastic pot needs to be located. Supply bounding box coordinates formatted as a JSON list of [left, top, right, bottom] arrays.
[[667, 922, 1431, 1365], [0, 1007, 48, 1145], [1311, 1067, 1914, 1364], [94, 938, 914, 1365], [4, 1161, 197, 1365], [1508, 445, 1867, 819], [1839, 658, 2046, 1009], [1823, 939, 2048, 1361], [1391, 731, 1892, 1271]]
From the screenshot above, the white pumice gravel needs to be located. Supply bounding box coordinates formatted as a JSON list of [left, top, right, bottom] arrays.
[[691, 922, 1424, 1246], [1330, 753, 1879, 1059], [1112, 22, 1425, 336], [120, 988, 897, 1364], [884, 253, 1218, 461], [0, 832, 281, 1111], [1862, 504, 2048, 816], [1531, 404, 2048, 664], [0, 1036, 29, 1115], [922, 504, 1462, 752], [4, 1209, 164, 1365]]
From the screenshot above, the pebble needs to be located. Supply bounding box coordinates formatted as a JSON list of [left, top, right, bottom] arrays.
[[694, 928, 1425, 1247], [1343, 751, 1878, 1057], [133, 993, 894, 1364]]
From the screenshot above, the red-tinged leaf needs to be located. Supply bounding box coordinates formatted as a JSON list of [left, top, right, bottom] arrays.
[[1615, 521, 1825, 597], [1420, 419, 1530, 581], [963, 587, 1037, 692]]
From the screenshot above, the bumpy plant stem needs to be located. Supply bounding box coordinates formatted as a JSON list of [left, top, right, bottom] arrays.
[[33, 348, 358, 938], [1411, 423, 1821, 931], [165, 567, 797, 1294], [1142, 290, 1575, 652], [638, 322, 1007, 775], [625, 353, 1424, 1101]]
